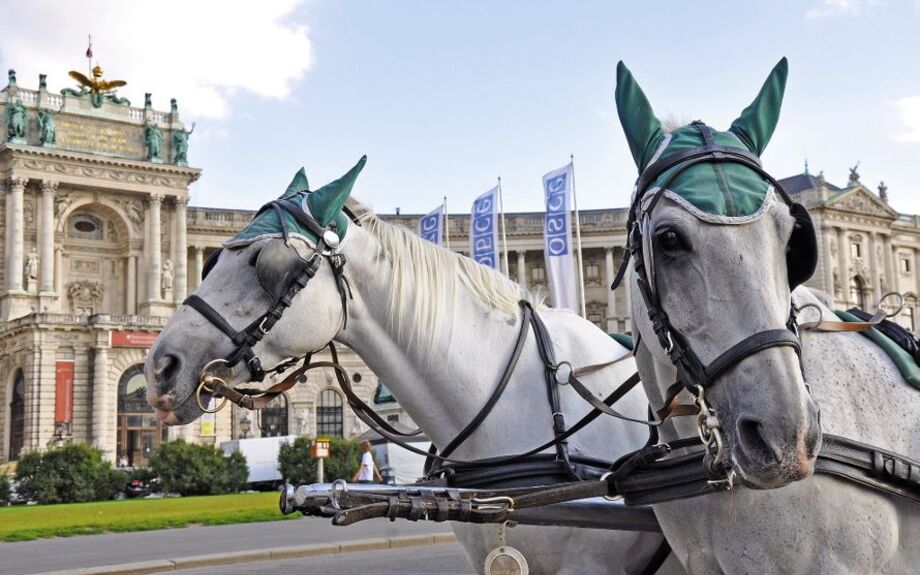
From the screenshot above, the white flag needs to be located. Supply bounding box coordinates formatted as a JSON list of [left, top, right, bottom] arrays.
[[542, 163, 577, 312], [470, 186, 500, 269], [418, 204, 444, 245]]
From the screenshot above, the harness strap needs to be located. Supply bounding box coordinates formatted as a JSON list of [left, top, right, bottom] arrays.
[[703, 329, 801, 383]]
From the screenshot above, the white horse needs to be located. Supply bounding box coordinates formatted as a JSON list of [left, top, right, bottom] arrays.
[[616, 59, 920, 573], [145, 166, 683, 574]]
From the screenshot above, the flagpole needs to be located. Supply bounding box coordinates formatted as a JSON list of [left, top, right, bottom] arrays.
[[443, 196, 450, 250], [497, 177, 510, 276], [570, 154, 586, 318]]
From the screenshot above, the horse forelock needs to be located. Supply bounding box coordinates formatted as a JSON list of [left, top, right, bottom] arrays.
[[346, 198, 541, 353]]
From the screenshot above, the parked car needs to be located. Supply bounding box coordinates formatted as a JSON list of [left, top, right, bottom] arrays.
[[123, 467, 160, 498]]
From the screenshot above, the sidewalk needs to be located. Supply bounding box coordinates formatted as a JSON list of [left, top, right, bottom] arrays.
[[2, 517, 454, 575]]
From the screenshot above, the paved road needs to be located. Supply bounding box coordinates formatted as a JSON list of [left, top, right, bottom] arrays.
[[174, 543, 474, 574], [0, 517, 453, 575]]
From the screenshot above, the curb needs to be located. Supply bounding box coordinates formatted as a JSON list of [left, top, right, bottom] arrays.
[[36, 532, 458, 575]]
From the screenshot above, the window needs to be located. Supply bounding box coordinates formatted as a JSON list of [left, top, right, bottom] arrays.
[[849, 276, 867, 309], [901, 258, 912, 273], [68, 214, 104, 240], [316, 389, 344, 438], [260, 394, 289, 437], [585, 264, 599, 280], [117, 365, 166, 468], [531, 266, 546, 282], [850, 242, 862, 259]]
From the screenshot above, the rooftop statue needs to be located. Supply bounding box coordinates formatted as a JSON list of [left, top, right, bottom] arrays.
[[63, 65, 130, 107], [4, 98, 27, 142], [144, 122, 163, 163], [172, 122, 195, 166], [38, 109, 56, 146]]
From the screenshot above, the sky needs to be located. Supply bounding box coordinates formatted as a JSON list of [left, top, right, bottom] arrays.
[[0, 0, 919, 216]]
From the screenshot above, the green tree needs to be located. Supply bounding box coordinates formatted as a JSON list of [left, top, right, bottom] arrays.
[[14, 444, 126, 504], [149, 440, 248, 496], [277, 437, 369, 484], [0, 472, 10, 503]]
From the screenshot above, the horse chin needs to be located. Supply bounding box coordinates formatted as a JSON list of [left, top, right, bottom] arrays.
[[729, 447, 816, 490]]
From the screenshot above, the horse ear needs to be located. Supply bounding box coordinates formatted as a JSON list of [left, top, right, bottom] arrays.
[[282, 168, 309, 199], [729, 57, 788, 156], [307, 155, 367, 226], [615, 61, 664, 173]]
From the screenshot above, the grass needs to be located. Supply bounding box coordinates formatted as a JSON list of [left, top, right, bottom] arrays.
[[0, 492, 299, 542]]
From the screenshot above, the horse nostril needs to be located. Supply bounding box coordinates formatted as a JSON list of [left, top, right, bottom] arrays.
[[154, 353, 181, 393], [737, 416, 782, 464]]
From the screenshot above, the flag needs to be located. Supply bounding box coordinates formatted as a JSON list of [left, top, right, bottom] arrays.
[[86, 36, 93, 59], [542, 163, 578, 312], [418, 204, 444, 245], [470, 186, 499, 269]]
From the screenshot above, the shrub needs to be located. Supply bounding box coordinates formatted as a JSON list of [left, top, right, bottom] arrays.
[[14, 444, 127, 504], [149, 440, 248, 496], [278, 437, 369, 484], [0, 473, 10, 503]]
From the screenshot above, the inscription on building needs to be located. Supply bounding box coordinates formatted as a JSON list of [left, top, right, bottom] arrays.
[[56, 117, 141, 158]]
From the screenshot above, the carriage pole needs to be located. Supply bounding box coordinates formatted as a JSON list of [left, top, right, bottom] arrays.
[[570, 154, 587, 318], [498, 176, 510, 276]]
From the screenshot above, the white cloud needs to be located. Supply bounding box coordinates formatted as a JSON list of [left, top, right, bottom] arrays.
[[805, 0, 881, 18], [0, 0, 313, 119], [894, 96, 920, 142]]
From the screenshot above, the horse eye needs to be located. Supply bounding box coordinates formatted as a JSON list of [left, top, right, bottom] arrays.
[[656, 229, 685, 251]]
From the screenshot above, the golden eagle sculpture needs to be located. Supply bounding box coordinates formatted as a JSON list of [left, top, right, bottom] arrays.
[[68, 65, 126, 93]]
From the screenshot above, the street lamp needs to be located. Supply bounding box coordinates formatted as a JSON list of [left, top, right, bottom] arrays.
[[239, 411, 251, 439]]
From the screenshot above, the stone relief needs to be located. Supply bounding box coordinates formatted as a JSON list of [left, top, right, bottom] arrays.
[[66, 280, 103, 314], [112, 198, 143, 232], [23, 197, 34, 228], [834, 191, 892, 218], [829, 236, 837, 258], [18, 158, 191, 189], [833, 270, 841, 295], [851, 258, 868, 278], [54, 192, 73, 220]]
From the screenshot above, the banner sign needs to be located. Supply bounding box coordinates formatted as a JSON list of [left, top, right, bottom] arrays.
[[111, 331, 159, 348], [200, 399, 217, 436], [542, 163, 578, 312], [470, 186, 500, 269], [55, 360, 75, 423], [418, 205, 444, 245]]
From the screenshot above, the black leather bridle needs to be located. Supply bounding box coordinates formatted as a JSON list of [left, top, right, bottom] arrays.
[[184, 197, 355, 385], [612, 121, 819, 480]]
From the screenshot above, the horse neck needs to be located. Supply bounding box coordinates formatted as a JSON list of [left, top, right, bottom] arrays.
[[335, 228, 528, 451]]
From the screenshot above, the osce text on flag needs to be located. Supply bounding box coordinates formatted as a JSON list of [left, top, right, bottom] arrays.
[[471, 189, 498, 268], [418, 207, 443, 245], [545, 173, 569, 256]]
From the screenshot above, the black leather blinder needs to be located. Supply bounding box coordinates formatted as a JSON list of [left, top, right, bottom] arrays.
[[255, 240, 311, 305], [786, 202, 817, 290], [201, 248, 222, 281]]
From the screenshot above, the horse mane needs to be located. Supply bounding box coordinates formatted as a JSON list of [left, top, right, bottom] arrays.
[[346, 198, 541, 350]]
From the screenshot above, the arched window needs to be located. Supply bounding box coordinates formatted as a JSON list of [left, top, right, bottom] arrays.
[[117, 365, 166, 468], [315, 389, 344, 438], [8, 369, 25, 461], [260, 393, 289, 437], [849, 276, 867, 310]]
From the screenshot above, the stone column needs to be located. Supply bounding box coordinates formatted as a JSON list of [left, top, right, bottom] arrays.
[[54, 247, 63, 298], [126, 253, 137, 314], [193, 246, 204, 290], [39, 180, 57, 293], [605, 248, 618, 333], [516, 251, 527, 290], [836, 227, 850, 306], [146, 194, 163, 302], [174, 198, 188, 303], [882, 234, 894, 293], [821, 224, 835, 298], [868, 232, 881, 305], [92, 345, 112, 459], [7, 177, 26, 291], [914, 248, 920, 298]]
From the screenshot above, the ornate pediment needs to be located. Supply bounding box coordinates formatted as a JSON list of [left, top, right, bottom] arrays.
[[827, 187, 898, 219]]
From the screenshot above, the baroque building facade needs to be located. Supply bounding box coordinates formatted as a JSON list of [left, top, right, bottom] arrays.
[[2, 70, 917, 468]]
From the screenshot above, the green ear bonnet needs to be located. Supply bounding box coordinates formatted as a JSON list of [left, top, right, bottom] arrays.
[[224, 156, 366, 248]]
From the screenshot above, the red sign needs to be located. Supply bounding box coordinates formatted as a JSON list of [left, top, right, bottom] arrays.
[[55, 361, 75, 423], [111, 331, 159, 348]]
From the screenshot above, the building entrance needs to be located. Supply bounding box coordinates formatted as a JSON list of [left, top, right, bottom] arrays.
[[116, 365, 166, 468]]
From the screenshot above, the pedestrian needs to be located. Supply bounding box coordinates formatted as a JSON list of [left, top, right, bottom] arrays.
[[351, 440, 383, 484]]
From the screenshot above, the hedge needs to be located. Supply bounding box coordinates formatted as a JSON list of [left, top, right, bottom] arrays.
[[149, 440, 248, 496], [277, 437, 370, 483], [14, 444, 126, 504]]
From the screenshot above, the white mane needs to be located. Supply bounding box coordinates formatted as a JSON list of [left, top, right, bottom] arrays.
[[348, 199, 540, 350]]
